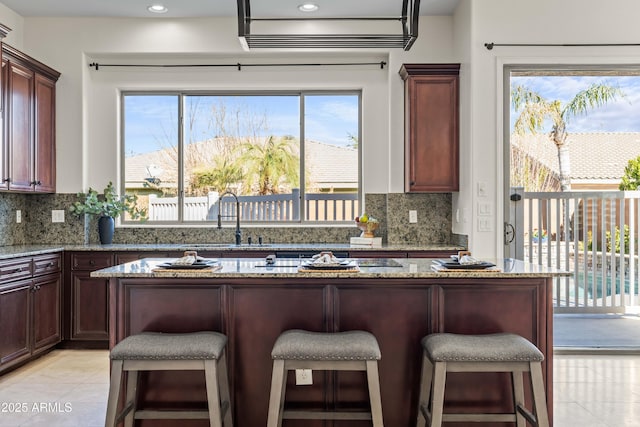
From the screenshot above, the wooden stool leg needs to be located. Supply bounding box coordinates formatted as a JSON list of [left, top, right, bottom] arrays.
[[430, 362, 447, 427], [217, 351, 233, 427], [205, 359, 223, 427], [511, 371, 525, 427], [530, 362, 550, 427], [366, 360, 384, 427], [105, 360, 123, 427], [267, 359, 287, 427], [123, 369, 138, 427], [416, 351, 433, 427]]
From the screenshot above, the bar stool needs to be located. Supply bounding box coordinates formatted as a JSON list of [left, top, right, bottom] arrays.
[[105, 331, 233, 427], [267, 329, 384, 427], [416, 332, 549, 427]]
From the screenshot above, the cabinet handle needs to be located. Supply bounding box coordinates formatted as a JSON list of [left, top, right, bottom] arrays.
[[2, 177, 10, 183], [89, 260, 95, 265], [35, 285, 41, 291], [410, 181, 416, 185], [31, 180, 42, 186], [13, 267, 23, 273], [47, 262, 55, 267]]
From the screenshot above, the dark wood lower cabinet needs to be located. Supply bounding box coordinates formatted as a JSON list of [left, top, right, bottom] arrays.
[[71, 272, 109, 340], [110, 275, 553, 427], [32, 273, 61, 353], [0, 280, 31, 366], [0, 254, 62, 373]]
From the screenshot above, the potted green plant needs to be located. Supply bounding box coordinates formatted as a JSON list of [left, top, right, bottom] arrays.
[[69, 182, 146, 244]]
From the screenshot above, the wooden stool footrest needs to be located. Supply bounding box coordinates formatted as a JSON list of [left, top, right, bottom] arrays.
[[443, 413, 517, 422], [135, 410, 211, 420], [283, 409, 372, 420], [516, 403, 538, 425]]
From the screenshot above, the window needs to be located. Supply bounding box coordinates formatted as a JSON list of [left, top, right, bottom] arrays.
[[122, 91, 360, 224]]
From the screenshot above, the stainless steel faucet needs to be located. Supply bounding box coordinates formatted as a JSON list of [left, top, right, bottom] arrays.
[[217, 191, 242, 245]]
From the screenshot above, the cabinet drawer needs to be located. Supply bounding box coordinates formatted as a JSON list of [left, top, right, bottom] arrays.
[[71, 253, 113, 271], [0, 258, 32, 282], [33, 254, 61, 276]]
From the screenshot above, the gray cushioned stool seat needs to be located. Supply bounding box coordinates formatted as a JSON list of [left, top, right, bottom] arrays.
[[105, 331, 232, 427], [110, 331, 227, 361], [267, 329, 384, 427], [271, 329, 381, 361], [416, 332, 549, 427], [421, 332, 544, 363]]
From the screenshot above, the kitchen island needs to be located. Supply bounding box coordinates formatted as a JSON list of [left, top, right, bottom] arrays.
[[93, 257, 567, 427]]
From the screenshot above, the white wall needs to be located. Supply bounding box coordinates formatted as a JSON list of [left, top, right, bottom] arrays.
[[19, 16, 455, 194], [0, 3, 23, 49], [467, 0, 640, 257]]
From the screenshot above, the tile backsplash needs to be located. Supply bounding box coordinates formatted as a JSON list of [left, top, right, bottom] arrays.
[[0, 192, 461, 246]]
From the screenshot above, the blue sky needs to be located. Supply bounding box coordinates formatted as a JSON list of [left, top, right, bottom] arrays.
[[510, 75, 640, 132], [124, 94, 359, 156]]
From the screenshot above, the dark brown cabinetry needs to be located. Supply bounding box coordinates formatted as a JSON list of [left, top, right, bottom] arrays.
[[0, 253, 62, 373], [400, 64, 459, 192], [65, 252, 113, 341], [111, 275, 552, 427], [1, 44, 59, 193]]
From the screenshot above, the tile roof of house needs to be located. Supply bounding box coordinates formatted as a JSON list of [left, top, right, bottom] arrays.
[[126, 138, 358, 189], [511, 132, 640, 180]]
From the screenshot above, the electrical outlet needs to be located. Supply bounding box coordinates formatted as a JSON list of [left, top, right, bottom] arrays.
[[52, 210, 65, 223], [16, 210, 21, 223], [409, 210, 418, 223], [295, 369, 313, 385]]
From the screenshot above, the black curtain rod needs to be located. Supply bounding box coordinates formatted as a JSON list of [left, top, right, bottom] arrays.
[[88, 61, 387, 71], [485, 42, 640, 50]]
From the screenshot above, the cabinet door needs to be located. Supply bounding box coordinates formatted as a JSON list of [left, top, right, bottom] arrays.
[[33, 73, 56, 192], [6, 61, 34, 192], [32, 273, 61, 353], [401, 64, 459, 193], [0, 279, 31, 366], [71, 272, 109, 340]]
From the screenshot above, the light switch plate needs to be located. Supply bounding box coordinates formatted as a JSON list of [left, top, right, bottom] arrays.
[[16, 210, 21, 223], [409, 210, 418, 223], [478, 217, 492, 232], [52, 209, 65, 223]]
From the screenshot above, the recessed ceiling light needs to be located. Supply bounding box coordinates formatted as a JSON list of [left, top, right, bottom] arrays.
[[298, 3, 319, 12], [147, 4, 168, 14]]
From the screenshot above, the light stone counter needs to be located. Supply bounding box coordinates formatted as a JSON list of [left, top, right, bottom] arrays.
[[91, 257, 570, 279]]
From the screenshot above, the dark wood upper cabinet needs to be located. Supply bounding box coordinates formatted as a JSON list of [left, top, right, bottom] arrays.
[[5, 61, 34, 192], [400, 64, 460, 192], [1, 44, 59, 193]]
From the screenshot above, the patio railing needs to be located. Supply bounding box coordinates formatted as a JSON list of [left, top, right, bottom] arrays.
[[514, 188, 640, 313]]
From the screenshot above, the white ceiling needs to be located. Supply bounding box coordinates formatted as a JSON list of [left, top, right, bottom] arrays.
[[0, 0, 458, 19]]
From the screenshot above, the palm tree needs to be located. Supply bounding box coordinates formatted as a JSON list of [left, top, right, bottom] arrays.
[[512, 83, 624, 191], [239, 136, 299, 195], [190, 156, 244, 195]]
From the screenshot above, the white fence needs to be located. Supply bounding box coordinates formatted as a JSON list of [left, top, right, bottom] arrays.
[[514, 188, 640, 313], [148, 189, 358, 222]]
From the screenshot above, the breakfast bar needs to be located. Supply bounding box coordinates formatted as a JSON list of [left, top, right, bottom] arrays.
[[93, 257, 567, 427]]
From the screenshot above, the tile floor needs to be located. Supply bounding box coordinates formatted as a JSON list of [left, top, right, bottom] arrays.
[[0, 349, 639, 426]]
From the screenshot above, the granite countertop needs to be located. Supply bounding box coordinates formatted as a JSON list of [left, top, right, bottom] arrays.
[[0, 243, 465, 260], [91, 257, 570, 279]]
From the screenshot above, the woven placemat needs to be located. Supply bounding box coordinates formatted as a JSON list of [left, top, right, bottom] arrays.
[[298, 266, 360, 273], [152, 264, 223, 273], [431, 264, 501, 273]]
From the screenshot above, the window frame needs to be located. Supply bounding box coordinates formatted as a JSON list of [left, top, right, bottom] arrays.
[[120, 89, 362, 226]]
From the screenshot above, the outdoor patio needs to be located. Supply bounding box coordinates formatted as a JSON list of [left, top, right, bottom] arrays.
[[554, 313, 640, 352]]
